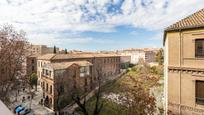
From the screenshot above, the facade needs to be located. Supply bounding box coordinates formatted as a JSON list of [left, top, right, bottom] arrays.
[[164, 8, 204, 114], [118, 48, 157, 64], [145, 51, 156, 63], [30, 45, 59, 55], [25, 45, 60, 76], [37, 53, 121, 110], [26, 55, 37, 76], [120, 56, 131, 69], [41, 61, 92, 110]]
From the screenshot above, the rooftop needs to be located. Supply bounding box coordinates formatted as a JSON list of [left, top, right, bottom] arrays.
[[38, 53, 120, 60], [165, 8, 204, 31], [44, 61, 93, 70]]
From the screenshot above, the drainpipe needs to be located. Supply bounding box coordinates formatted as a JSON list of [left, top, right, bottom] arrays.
[[179, 29, 182, 114]]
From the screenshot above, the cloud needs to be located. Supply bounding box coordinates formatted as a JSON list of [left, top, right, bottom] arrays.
[[28, 32, 114, 46], [148, 32, 163, 41], [0, 0, 204, 46]]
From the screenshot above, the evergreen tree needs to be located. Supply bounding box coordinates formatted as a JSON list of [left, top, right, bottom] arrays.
[[54, 45, 56, 54], [65, 48, 67, 54]]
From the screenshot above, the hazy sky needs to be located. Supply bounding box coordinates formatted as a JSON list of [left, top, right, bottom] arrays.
[[1, 0, 204, 51]]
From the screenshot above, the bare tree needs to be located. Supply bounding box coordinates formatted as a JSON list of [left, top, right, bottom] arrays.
[[55, 75, 65, 115], [0, 25, 28, 104], [71, 66, 104, 115]]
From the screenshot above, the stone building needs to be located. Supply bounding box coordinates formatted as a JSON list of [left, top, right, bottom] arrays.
[[26, 45, 59, 76], [41, 61, 92, 110], [37, 53, 121, 110], [30, 45, 59, 55], [164, 8, 204, 114]]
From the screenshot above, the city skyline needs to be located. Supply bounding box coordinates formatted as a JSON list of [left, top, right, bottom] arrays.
[[0, 0, 204, 51]]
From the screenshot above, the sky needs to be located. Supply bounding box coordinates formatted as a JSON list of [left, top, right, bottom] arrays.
[[0, 0, 204, 51]]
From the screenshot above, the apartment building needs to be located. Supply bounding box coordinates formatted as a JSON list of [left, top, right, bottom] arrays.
[[164, 8, 204, 114], [37, 53, 121, 110], [25, 45, 59, 76]]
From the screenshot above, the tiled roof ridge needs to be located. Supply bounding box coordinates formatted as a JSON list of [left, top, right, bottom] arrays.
[[165, 8, 204, 31]]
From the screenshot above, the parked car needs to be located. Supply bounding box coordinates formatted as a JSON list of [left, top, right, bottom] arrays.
[[19, 108, 31, 115], [15, 106, 25, 114], [14, 105, 22, 113]]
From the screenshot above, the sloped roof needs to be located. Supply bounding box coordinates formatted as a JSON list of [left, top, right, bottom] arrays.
[[38, 53, 120, 61], [37, 54, 55, 60], [165, 8, 204, 31], [45, 61, 93, 70]]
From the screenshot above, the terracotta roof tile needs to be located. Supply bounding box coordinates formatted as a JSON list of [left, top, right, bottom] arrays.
[[44, 61, 92, 70], [165, 8, 204, 31], [38, 53, 120, 60], [37, 54, 55, 60]]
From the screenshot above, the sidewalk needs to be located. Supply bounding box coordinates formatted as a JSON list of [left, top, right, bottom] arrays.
[[63, 71, 127, 113], [8, 86, 54, 115]]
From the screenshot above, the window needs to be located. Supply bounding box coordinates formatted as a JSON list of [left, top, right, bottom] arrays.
[[49, 71, 52, 76], [46, 83, 48, 92], [195, 39, 204, 57], [50, 85, 52, 94], [42, 69, 45, 74], [196, 80, 204, 105], [32, 66, 34, 71], [32, 59, 34, 64], [80, 66, 90, 77], [85, 78, 88, 86], [46, 70, 48, 75]]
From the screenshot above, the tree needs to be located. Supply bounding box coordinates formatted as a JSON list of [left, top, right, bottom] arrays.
[[0, 24, 28, 104], [29, 73, 38, 91], [54, 45, 57, 54], [122, 75, 157, 115], [71, 66, 104, 115], [156, 48, 164, 65], [65, 48, 68, 54]]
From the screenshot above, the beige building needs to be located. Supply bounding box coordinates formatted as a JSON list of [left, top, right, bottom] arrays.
[[26, 45, 59, 76], [164, 8, 204, 114], [37, 53, 121, 110], [30, 45, 59, 55]]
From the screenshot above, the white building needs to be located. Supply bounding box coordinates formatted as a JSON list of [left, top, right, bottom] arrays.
[[118, 48, 157, 64]]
